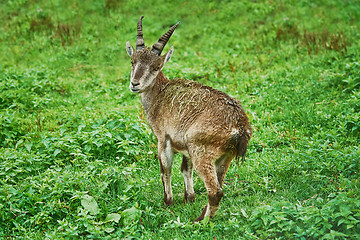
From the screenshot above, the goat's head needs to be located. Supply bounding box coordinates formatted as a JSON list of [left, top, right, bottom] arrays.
[[126, 16, 179, 93]]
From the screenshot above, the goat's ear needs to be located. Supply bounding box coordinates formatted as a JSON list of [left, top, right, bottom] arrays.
[[126, 41, 134, 57], [163, 46, 174, 65]]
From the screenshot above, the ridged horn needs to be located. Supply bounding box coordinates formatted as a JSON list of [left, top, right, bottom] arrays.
[[136, 16, 145, 50], [151, 21, 180, 55]]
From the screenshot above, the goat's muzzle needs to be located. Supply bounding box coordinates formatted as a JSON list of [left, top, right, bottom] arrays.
[[130, 82, 141, 93]]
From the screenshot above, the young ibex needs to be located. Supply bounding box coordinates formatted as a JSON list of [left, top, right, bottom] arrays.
[[125, 16, 252, 222]]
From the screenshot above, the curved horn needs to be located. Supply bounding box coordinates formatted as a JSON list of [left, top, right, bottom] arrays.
[[136, 16, 145, 50], [152, 21, 180, 55]]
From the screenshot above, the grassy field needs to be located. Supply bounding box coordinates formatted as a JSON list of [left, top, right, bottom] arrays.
[[1, 0, 359, 239]]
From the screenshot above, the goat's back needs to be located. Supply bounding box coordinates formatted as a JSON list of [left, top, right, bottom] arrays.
[[147, 79, 252, 159]]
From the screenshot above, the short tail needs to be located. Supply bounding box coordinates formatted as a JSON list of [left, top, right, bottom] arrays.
[[235, 128, 252, 165]]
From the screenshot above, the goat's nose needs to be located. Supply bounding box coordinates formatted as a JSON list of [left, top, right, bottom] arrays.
[[131, 82, 140, 87]]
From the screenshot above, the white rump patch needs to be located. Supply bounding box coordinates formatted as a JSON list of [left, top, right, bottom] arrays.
[[231, 128, 239, 135]]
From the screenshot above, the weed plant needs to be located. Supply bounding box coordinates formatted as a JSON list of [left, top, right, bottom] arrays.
[[0, 0, 359, 239]]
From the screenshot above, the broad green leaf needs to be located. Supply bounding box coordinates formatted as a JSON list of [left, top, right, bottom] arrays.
[[104, 227, 115, 233], [41, 138, 50, 149], [53, 148, 61, 157], [77, 123, 86, 133], [347, 224, 354, 229], [15, 139, 24, 149], [122, 207, 140, 226], [241, 208, 249, 218], [24, 142, 32, 152], [105, 213, 121, 223], [261, 216, 269, 226], [337, 218, 346, 226], [81, 195, 100, 215], [201, 216, 210, 224]]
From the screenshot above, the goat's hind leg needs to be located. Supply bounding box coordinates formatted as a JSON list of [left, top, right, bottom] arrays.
[[181, 155, 195, 203], [193, 160, 223, 222], [158, 139, 174, 205], [215, 153, 234, 188]]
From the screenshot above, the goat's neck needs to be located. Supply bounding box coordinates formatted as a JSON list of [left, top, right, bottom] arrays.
[[141, 71, 168, 114]]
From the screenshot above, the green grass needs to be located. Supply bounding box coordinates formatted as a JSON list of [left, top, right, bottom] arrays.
[[1, 0, 360, 239]]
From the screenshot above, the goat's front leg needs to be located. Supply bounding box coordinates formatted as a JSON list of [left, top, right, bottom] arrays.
[[158, 139, 174, 205]]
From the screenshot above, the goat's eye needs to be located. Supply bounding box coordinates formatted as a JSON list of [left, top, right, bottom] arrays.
[[154, 66, 160, 71]]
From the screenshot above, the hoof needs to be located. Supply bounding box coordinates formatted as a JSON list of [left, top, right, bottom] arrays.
[[193, 205, 207, 223], [184, 193, 195, 203], [164, 198, 174, 206]]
